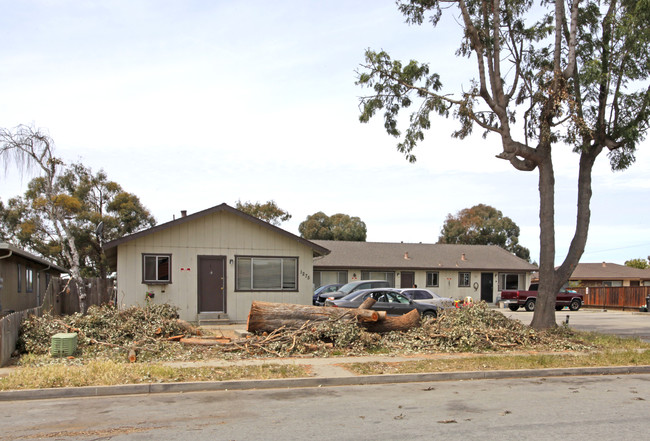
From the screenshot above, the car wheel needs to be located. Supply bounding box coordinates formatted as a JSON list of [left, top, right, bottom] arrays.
[[508, 304, 519, 312], [569, 299, 581, 311], [524, 299, 536, 312], [422, 310, 437, 319], [555, 305, 564, 311]]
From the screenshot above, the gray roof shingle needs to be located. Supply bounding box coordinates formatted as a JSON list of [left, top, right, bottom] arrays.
[[312, 241, 537, 272], [570, 262, 650, 280]]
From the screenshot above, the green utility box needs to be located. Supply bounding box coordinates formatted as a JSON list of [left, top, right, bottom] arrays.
[[51, 333, 78, 357]]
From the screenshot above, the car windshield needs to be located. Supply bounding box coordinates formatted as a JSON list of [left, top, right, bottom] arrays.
[[338, 282, 361, 294], [340, 290, 368, 301]]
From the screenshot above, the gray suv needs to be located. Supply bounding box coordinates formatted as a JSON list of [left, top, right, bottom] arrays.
[[315, 279, 390, 306]]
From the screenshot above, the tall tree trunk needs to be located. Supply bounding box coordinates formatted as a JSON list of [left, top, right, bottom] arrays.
[[531, 154, 559, 330]]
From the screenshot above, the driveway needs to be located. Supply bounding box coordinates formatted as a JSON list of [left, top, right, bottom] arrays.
[[501, 308, 650, 342]]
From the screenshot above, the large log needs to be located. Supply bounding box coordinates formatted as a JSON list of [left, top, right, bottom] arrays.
[[246, 301, 417, 333], [361, 309, 421, 333], [247, 301, 380, 333], [358, 297, 387, 321]]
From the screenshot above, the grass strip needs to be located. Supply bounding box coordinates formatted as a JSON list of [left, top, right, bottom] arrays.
[[0, 360, 308, 391], [346, 349, 650, 375]]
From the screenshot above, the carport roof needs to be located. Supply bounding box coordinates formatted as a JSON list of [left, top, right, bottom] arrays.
[[311, 240, 537, 271]]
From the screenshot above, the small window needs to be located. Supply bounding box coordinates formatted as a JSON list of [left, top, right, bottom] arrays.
[[426, 272, 439, 287], [458, 272, 471, 287], [143, 254, 171, 283], [26, 267, 34, 293]]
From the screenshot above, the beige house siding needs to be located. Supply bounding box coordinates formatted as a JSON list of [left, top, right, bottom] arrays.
[[114, 210, 316, 322]]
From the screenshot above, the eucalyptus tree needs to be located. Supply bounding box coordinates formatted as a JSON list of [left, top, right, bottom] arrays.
[[357, 0, 650, 329], [1, 125, 156, 312], [235, 200, 292, 226], [439, 204, 531, 261], [299, 212, 367, 241]]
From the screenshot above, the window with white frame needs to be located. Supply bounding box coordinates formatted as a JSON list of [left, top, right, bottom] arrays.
[[313, 270, 347, 288], [426, 271, 439, 287], [458, 272, 471, 287], [26, 267, 33, 293], [360, 271, 395, 287], [236, 257, 297, 291], [498, 273, 524, 291], [602, 280, 623, 287], [142, 254, 171, 283]]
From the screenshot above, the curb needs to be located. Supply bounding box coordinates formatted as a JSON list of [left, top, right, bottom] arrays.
[[2, 365, 650, 401]]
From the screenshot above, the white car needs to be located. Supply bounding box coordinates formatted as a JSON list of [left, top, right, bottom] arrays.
[[398, 288, 454, 310]]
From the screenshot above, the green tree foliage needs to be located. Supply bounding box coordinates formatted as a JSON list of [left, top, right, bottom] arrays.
[[0, 162, 156, 278], [624, 258, 649, 269], [438, 204, 531, 261], [235, 200, 291, 226], [356, 0, 650, 329], [1, 126, 156, 307], [299, 212, 367, 241]]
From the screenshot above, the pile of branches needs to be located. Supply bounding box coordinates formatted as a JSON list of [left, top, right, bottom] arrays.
[[18, 303, 202, 361], [224, 303, 592, 357], [18, 302, 592, 363]]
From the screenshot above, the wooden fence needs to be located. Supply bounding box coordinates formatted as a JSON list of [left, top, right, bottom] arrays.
[[41, 277, 114, 316], [0, 306, 42, 367], [575, 286, 650, 310], [0, 277, 113, 367]]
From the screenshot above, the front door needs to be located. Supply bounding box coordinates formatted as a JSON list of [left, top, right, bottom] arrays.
[[481, 272, 493, 302], [400, 271, 415, 288], [198, 256, 226, 313]]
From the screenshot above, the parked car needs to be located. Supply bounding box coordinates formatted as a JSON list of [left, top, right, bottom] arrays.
[[312, 283, 344, 305], [325, 288, 438, 318], [501, 283, 583, 312], [315, 279, 390, 306], [398, 288, 454, 310]]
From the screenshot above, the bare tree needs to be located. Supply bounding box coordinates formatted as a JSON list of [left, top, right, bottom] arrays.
[[1, 125, 89, 312]]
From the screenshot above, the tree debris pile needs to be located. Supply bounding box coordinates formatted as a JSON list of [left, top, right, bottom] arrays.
[[225, 303, 592, 357], [17, 302, 593, 364], [18, 303, 202, 361], [385, 302, 592, 353]]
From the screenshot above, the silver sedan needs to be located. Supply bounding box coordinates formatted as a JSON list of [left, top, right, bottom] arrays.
[[398, 288, 454, 309]]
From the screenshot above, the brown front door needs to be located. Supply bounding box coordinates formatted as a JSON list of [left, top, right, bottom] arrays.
[[400, 271, 415, 288], [198, 256, 226, 313]]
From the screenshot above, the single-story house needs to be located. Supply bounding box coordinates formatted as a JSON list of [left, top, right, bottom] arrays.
[[0, 242, 68, 315], [311, 240, 538, 303], [567, 262, 650, 287], [103, 203, 329, 324]]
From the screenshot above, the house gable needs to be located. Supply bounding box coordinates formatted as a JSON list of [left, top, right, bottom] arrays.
[[105, 204, 329, 323]]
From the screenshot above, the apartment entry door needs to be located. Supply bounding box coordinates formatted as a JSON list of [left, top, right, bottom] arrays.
[[198, 256, 226, 312]]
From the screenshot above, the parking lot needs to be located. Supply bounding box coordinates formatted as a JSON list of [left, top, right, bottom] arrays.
[[500, 307, 650, 342]]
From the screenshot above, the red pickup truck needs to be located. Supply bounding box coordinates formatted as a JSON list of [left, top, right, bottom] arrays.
[[501, 283, 583, 312]]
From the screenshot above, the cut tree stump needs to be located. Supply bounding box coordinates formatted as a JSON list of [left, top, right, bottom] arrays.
[[246, 301, 417, 333]]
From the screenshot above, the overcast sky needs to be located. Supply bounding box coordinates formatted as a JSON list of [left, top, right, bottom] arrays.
[[1, 0, 648, 265]]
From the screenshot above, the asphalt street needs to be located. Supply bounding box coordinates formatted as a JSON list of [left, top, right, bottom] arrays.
[[1, 374, 648, 440]]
